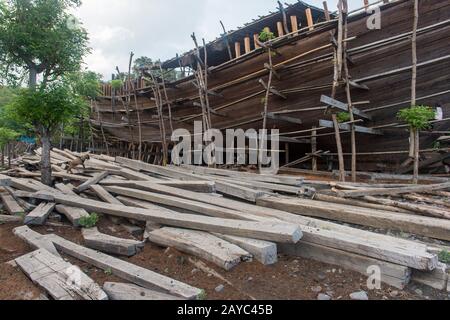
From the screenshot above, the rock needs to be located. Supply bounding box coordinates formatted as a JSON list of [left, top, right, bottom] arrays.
[[350, 291, 369, 301], [215, 285, 225, 293], [415, 289, 423, 296], [389, 290, 399, 298], [317, 293, 331, 301], [315, 272, 327, 281], [247, 277, 253, 282], [311, 286, 322, 293]]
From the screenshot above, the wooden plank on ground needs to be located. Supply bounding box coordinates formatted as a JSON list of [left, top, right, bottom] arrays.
[[82, 227, 144, 257], [14, 226, 61, 257], [279, 242, 411, 290], [214, 233, 277, 265], [100, 180, 217, 193], [257, 195, 450, 242], [75, 171, 109, 193], [148, 227, 252, 270], [44, 234, 204, 300], [90, 185, 123, 205], [0, 192, 24, 215], [0, 214, 22, 223], [38, 191, 302, 243], [333, 181, 450, 198], [214, 181, 267, 202], [55, 183, 77, 196], [24, 202, 55, 225], [55, 205, 90, 227], [412, 262, 449, 291], [0, 174, 11, 186], [103, 282, 182, 300], [15, 249, 108, 300]]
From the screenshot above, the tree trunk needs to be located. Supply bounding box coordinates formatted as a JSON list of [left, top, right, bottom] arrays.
[[29, 67, 37, 89], [40, 129, 53, 186]]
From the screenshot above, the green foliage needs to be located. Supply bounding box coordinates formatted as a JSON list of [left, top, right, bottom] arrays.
[[0, 127, 19, 148], [110, 79, 123, 90], [104, 268, 113, 276], [9, 83, 82, 133], [397, 106, 436, 130], [438, 250, 450, 264], [0, 0, 89, 86], [79, 213, 99, 229], [259, 28, 275, 42], [65, 71, 102, 100], [133, 56, 180, 82], [198, 290, 207, 300], [337, 112, 351, 123]]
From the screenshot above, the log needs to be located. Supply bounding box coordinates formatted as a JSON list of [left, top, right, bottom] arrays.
[[334, 181, 450, 198], [44, 234, 204, 300], [82, 227, 144, 257], [257, 195, 450, 243], [103, 282, 182, 300], [0, 192, 24, 215], [148, 227, 252, 270], [75, 171, 109, 193], [24, 202, 56, 225], [214, 233, 277, 265], [0, 174, 11, 186], [214, 181, 266, 202], [55, 205, 90, 227], [15, 249, 108, 300], [13, 226, 61, 258], [279, 242, 411, 290], [37, 191, 302, 243]]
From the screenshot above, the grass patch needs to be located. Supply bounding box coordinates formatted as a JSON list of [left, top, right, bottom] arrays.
[[438, 250, 450, 264], [79, 213, 99, 229]]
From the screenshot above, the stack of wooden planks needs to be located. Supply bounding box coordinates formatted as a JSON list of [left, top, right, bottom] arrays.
[[1, 148, 449, 296]]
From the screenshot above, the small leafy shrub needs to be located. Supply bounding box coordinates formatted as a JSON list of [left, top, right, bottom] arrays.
[[397, 105, 436, 130], [110, 79, 123, 90], [337, 112, 351, 123], [79, 213, 99, 229], [438, 250, 450, 264], [259, 28, 275, 42], [104, 268, 113, 276]]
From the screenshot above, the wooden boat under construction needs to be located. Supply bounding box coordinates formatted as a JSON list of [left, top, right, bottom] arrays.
[[91, 0, 450, 174]]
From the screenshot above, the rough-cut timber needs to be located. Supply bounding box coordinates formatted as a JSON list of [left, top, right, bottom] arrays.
[[37, 191, 302, 243], [279, 241, 411, 290], [44, 234, 204, 300], [13, 226, 61, 257], [75, 171, 109, 193], [0, 214, 22, 223], [103, 282, 183, 300], [257, 195, 450, 241], [148, 227, 252, 270], [55, 205, 90, 227], [0, 192, 24, 215], [82, 227, 144, 257], [15, 249, 108, 300], [24, 202, 56, 225], [412, 262, 449, 291]]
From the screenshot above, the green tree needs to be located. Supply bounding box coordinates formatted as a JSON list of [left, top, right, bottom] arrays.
[[0, 0, 90, 185]]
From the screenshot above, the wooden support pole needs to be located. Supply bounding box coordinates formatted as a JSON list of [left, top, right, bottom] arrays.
[[411, 0, 419, 184], [290, 15, 299, 35], [234, 42, 241, 58], [305, 8, 314, 31], [312, 127, 318, 172], [323, 1, 331, 21], [332, 114, 346, 182], [244, 36, 251, 53]]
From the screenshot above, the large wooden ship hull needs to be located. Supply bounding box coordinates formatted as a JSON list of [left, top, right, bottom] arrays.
[[92, 0, 450, 172]]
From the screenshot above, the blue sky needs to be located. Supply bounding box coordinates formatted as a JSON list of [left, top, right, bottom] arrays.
[[75, 0, 359, 78]]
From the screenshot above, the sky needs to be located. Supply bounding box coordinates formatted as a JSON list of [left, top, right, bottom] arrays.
[[74, 0, 358, 79]]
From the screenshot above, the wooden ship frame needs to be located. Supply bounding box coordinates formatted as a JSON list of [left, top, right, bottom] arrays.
[[89, 0, 450, 177]]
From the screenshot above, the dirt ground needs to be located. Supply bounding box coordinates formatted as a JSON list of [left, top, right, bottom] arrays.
[[1, 218, 448, 301]]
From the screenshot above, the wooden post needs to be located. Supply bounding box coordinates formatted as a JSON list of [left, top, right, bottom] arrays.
[[411, 0, 419, 184], [323, 1, 331, 21], [277, 22, 284, 37], [290, 15, 299, 35], [332, 114, 346, 182], [253, 34, 261, 49], [244, 36, 251, 53], [305, 8, 314, 31], [285, 143, 290, 165], [234, 42, 241, 58], [312, 127, 317, 172]]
